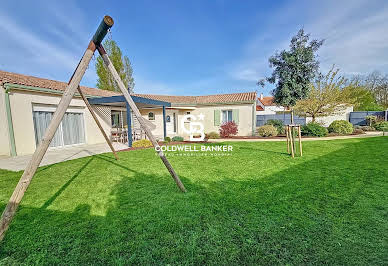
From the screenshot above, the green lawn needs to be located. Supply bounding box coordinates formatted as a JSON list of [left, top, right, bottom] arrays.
[[0, 137, 387, 265]]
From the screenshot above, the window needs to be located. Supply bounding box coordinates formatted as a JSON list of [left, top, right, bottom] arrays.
[[186, 111, 191, 121], [111, 113, 120, 127], [148, 112, 155, 120], [222, 110, 233, 123], [33, 111, 85, 148]]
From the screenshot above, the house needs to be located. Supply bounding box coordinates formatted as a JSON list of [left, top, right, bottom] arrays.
[[256, 93, 353, 126], [256, 93, 286, 114], [0, 70, 257, 157]]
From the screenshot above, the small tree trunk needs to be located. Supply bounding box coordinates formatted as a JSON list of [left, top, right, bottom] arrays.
[[290, 107, 294, 125]]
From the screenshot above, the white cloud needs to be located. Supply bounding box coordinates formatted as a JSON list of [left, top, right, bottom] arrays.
[[230, 0, 388, 91]]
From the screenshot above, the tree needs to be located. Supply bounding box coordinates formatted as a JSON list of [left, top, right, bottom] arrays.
[[96, 39, 135, 92], [364, 71, 388, 108], [294, 67, 352, 121], [259, 28, 323, 122], [341, 85, 384, 111]]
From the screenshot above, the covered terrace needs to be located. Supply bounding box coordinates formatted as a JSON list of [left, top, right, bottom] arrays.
[[88, 95, 171, 147]]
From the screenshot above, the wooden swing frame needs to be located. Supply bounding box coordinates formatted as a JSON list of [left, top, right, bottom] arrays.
[[0, 15, 186, 241]]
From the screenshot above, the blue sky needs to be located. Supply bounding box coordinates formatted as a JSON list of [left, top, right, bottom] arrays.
[[1, 0, 388, 96]]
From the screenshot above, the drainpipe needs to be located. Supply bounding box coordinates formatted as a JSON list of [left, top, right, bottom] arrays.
[[3, 85, 17, 156]]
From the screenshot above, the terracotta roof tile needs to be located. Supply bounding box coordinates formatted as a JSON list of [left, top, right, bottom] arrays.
[[256, 105, 264, 111], [258, 96, 275, 106], [0, 70, 256, 104], [133, 92, 257, 105], [0, 70, 121, 97]]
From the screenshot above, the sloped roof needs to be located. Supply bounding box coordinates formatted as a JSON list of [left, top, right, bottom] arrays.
[[0, 70, 121, 97], [258, 96, 275, 106], [256, 105, 264, 111], [133, 92, 257, 105], [0, 70, 256, 104]]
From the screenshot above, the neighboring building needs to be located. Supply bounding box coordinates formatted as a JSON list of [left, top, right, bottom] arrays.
[[256, 93, 353, 126], [256, 93, 286, 114], [0, 70, 256, 157]]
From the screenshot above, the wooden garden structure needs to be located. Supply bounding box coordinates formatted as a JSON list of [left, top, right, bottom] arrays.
[[0, 16, 186, 241], [286, 124, 303, 158]]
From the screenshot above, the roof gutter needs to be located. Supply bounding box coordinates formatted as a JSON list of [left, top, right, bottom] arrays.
[[3, 83, 102, 98], [3, 85, 17, 156]]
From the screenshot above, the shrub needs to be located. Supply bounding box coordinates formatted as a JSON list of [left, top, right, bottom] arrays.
[[164, 137, 171, 143], [172, 136, 184, 142], [361, 126, 375, 131], [205, 131, 220, 139], [265, 119, 285, 134], [301, 122, 328, 137], [219, 121, 238, 138], [374, 121, 388, 131], [328, 120, 353, 135], [353, 128, 364, 135], [132, 139, 153, 148], [257, 125, 278, 137], [365, 115, 377, 126]]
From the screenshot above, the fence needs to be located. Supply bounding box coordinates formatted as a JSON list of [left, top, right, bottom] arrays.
[[349, 111, 387, 126], [256, 114, 306, 127]]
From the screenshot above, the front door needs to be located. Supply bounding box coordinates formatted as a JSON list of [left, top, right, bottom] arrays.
[[166, 111, 177, 135]]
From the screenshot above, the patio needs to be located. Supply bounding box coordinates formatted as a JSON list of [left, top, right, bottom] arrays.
[[0, 142, 128, 171]]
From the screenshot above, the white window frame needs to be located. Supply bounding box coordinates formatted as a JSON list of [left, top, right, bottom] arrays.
[[221, 110, 233, 124]]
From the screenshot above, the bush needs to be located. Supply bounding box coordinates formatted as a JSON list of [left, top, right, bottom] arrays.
[[353, 128, 364, 135], [164, 137, 171, 143], [361, 126, 375, 131], [265, 119, 285, 135], [172, 136, 184, 142], [365, 115, 377, 126], [257, 125, 278, 137], [301, 122, 328, 137], [132, 139, 153, 148], [328, 120, 353, 135], [205, 131, 220, 139], [219, 121, 238, 138], [374, 121, 388, 131]]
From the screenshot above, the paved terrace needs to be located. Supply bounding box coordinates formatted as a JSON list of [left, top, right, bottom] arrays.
[[0, 142, 128, 171]]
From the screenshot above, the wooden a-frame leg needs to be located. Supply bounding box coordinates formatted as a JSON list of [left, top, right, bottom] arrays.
[[77, 86, 119, 160], [97, 45, 186, 193], [0, 42, 96, 241]]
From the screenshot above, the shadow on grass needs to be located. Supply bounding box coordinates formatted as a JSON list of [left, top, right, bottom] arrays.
[[0, 137, 387, 265]]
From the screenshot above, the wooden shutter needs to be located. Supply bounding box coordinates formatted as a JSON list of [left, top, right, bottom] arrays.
[[232, 109, 239, 124], [214, 110, 220, 126]]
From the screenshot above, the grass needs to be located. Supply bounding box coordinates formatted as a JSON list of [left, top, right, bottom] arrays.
[[0, 137, 387, 265]]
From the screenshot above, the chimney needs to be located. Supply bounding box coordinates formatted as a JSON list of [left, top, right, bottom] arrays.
[[260, 93, 263, 100]]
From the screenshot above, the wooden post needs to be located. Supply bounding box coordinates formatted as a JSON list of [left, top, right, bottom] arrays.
[[298, 125, 303, 157], [77, 86, 119, 160], [97, 45, 187, 193], [288, 126, 294, 158], [286, 125, 290, 153], [162, 106, 167, 140], [0, 16, 114, 242]]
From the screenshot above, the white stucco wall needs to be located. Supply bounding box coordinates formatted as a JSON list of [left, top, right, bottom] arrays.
[[139, 103, 256, 140], [306, 106, 354, 127], [0, 85, 11, 156], [7, 89, 112, 156], [256, 105, 285, 115]]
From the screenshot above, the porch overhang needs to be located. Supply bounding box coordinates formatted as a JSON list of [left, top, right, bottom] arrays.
[[87, 95, 171, 107]]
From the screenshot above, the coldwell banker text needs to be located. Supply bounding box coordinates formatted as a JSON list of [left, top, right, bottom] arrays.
[[155, 145, 233, 152]]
